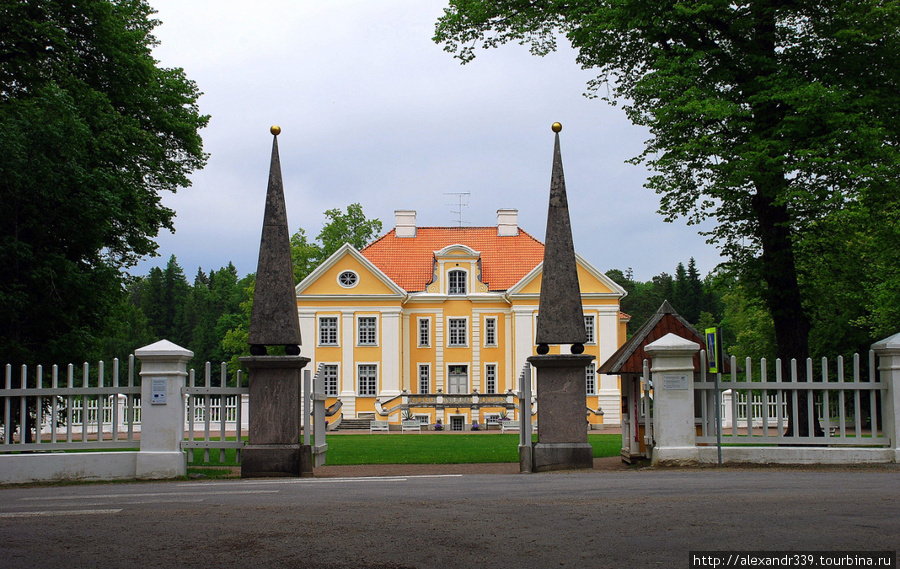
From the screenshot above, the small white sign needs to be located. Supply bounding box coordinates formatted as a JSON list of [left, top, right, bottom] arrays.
[[662, 374, 689, 390], [151, 378, 167, 405]]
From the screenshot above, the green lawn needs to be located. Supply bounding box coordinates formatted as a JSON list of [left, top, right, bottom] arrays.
[[186, 433, 621, 467]]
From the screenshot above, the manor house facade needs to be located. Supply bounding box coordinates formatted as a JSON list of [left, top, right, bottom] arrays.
[[295, 209, 628, 430]]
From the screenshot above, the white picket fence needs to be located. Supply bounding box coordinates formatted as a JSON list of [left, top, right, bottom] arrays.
[[696, 351, 887, 446], [641, 332, 900, 465], [1, 359, 141, 450], [183, 362, 248, 464], [0, 356, 248, 451]]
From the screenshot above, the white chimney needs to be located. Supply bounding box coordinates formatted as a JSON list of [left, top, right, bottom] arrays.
[[497, 208, 519, 236], [395, 210, 417, 237]]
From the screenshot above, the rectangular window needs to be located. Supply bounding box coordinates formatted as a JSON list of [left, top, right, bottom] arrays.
[[318, 317, 338, 346], [418, 365, 430, 394], [484, 317, 497, 346], [322, 364, 338, 397], [448, 270, 466, 294], [485, 364, 497, 394], [418, 318, 430, 347], [584, 315, 595, 344], [358, 364, 377, 396], [449, 318, 467, 346], [585, 363, 597, 395], [358, 316, 377, 345], [448, 365, 468, 394]]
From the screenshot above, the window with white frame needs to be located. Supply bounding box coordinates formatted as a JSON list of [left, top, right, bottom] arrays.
[[584, 315, 596, 344], [358, 364, 377, 396], [448, 318, 467, 346], [322, 364, 338, 396], [357, 316, 377, 345], [485, 363, 497, 394], [418, 318, 430, 347], [414, 414, 431, 425], [448, 365, 468, 394], [448, 270, 467, 294], [318, 317, 338, 346], [484, 317, 497, 346], [418, 364, 430, 394], [585, 363, 597, 395], [338, 270, 358, 288]]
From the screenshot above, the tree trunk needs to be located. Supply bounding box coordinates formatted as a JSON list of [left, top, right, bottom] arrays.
[[751, 186, 821, 437], [745, 1, 822, 438]]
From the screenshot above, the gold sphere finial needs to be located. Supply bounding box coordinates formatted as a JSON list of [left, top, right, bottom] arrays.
[[551, 122, 562, 133], [270, 125, 281, 136]]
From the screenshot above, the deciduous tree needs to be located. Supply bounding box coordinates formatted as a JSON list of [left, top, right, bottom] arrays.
[[0, 0, 208, 365], [436, 1, 900, 434]]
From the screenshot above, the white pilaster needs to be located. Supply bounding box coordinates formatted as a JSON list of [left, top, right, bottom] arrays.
[[512, 307, 536, 389], [340, 309, 355, 399], [380, 308, 402, 397]]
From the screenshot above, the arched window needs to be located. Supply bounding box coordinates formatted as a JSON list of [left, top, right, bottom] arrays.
[[448, 270, 467, 294]]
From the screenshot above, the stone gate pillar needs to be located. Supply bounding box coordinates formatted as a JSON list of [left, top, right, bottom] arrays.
[[644, 333, 700, 466], [872, 332, 900, 463], [135, 339, 192, 479]]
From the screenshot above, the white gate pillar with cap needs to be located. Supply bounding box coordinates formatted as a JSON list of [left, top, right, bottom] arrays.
[[644, 333, 700, 466], [135, 339, 192, 479], [873, 332, 900, 463]]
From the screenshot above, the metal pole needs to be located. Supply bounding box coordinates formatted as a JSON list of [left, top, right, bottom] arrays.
[[715, 371, 722, 466]]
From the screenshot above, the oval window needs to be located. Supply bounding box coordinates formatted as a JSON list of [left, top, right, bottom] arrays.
[[338, 270, 358, 288]]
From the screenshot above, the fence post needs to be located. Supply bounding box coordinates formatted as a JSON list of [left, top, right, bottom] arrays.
[[135, 339, 193, 479], [872, 332, 900, 463], [644, 333, 700, 466]]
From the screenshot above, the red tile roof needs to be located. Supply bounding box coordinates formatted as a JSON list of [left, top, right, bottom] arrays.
[[361, 227, 545, 292]]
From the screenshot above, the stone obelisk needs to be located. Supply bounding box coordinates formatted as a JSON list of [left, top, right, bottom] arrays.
[[248, 125, 302, 356], [241, 126, 311, 478], [526, 123, 595, 472]]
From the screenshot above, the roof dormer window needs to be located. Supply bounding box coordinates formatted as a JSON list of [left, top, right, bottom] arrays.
[[448, 270, 467, 294]]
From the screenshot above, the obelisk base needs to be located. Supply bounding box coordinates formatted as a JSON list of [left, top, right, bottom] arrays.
[[532, 442, 594, 472], [528, 354, 595, 472], [240, 355, 309, 478]]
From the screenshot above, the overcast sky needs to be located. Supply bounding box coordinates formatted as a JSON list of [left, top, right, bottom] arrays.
[[137, 0, 723, 283]]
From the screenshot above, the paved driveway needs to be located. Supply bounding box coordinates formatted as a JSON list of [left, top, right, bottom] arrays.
[[1, 465, 897, 569]]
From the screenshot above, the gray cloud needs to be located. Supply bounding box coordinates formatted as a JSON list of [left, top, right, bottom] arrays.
[[137, 0, 721, 282]]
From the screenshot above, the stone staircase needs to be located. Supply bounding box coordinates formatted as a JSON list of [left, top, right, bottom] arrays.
[[337, 418, 373, 431]]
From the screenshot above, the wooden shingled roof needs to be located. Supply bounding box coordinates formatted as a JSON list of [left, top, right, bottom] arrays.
[[598, 300, 722, 375]]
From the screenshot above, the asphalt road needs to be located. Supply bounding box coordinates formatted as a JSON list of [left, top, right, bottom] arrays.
[[1, 467, 898, 569]]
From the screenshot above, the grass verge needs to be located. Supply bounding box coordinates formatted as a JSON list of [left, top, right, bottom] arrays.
[[186, 433, 621, 468]]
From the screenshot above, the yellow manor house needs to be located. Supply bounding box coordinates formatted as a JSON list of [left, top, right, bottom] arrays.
[[296, 209, 629, 431]]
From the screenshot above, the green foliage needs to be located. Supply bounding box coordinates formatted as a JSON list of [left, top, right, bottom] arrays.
[[717, 278, 776, 364], [90, 284, 155, 364], [0, 0, 208, 365], [607, 258, 719, 337], [290, 228, 319, 284], [221, 277, 254, 381], [93, 256, 252, 383], [436, 1, 900, 367], [90, 204, 381, 380], [317, 203, 383, 259], [797, 197, 900, 357], [291, 203, 383, 283]]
